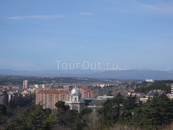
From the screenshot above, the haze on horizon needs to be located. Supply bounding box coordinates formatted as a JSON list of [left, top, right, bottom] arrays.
[[0, 0, 173, 71]]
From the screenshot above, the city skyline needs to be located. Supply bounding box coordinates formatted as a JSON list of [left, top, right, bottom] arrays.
[[0, 0, 173, 71]]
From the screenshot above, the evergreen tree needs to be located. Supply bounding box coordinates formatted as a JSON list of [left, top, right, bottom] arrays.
[[119, 94, 137, 123], [7, 104, 52, 130], [132, 94, 173, 130], [55, 101, 84, 130], [98, 93, 124, 129], [55, 101, 69, 112]]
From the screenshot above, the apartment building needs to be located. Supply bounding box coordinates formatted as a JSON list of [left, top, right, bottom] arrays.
[[80, 87, 95, 98], [23, 80, 29, 89], [36, 89, 69, 110]]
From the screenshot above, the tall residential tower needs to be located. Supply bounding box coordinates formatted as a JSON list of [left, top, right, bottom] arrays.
[[23, 80, 29, 89]]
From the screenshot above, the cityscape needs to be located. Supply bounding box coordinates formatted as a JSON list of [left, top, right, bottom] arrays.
[[1, 0, 173, 130], [0, 76, 173, 129]]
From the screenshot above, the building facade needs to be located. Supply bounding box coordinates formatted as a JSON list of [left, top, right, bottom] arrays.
[[65, 86, 85, 112], [23, 80, 29, 89], [65, 86, 104, 112], [36, 87, 105, 112], [0, 91, 4, 104], [80, 87, 95, 98], [36, 89, 69, 110], [171, 83, 173, 96]]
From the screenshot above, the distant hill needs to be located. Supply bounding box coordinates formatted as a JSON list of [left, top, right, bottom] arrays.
[[90, 70, 173, 80], [0, 69, 173, 80]]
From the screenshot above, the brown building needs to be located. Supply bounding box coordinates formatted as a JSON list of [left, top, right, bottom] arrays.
[[36, 89, 69, 110], [80, 87, 95, 98]]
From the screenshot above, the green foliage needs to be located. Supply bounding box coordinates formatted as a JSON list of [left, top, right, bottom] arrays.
[[98, 92, 173, 130], [7, 104, 52, 130], [0, 104, 6, 124], [56, 101, 84, 130], [119, 95, 137, 123], [42, 114, 57, 130], [80, 108, 92, 116], [71, 116, 84, 130], [0, 76, 122, 85], [0, 104, 6, 116], [55, 101, 69, 112], [135, 80, 173, 93], [6, 85, 173, 130], [66, 110, 79, 127], [132, 94, 173, 130], [98, 93, 124, 129]]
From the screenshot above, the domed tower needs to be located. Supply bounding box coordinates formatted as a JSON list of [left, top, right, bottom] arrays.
[[69, 86, 81, 101], [65, 86, 85, 112]]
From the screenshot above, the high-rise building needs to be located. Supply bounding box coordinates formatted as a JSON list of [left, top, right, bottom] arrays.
[[0, 91, 4, 105], [23, 80, 29, 89], [3, 91, 8, 106], [171, 83, 173, 96], [36, 89, 69, 110]]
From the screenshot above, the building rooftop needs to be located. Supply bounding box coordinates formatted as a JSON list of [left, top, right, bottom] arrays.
[[136, 92, 145, 95], [71, 86, 81, 95], [80, 87, 92, 91], [37, 89, 69, 93], [97, 95, 114, 100], [85, 99, 105, 107], [146, 91, 164, 97]]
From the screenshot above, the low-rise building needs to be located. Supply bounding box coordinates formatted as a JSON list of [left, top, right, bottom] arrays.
[[128, 92, 145, 97], [140, 90, 165, 102], [145, 90, 164, 98], [65, 86, 85, 112], [97, 95, 114, 100], [65, 86, 106, 112], [145, 79, 154, 83]]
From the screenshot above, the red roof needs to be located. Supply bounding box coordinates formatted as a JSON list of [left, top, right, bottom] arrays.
[[80, 87, 91, 91], [37, 89, 69, 93]]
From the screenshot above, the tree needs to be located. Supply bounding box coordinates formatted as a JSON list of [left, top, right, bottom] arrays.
[[0, 104, 6, 116], [80, 108, 92, 116], [81, 109, 101, 130], [119, 94, 137, 123], [7, 104, 52, 130], [0, 104, 6, 124], [132, 94, 173, 130], [71, 115, 84, 130], [55, 101, 84, 130], [98, 93, 124, 129], [55, 101, 69, 112], [42, 113, 57, 130]]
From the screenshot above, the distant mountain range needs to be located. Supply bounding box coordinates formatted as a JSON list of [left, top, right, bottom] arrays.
[[0, 69, 173, 80]]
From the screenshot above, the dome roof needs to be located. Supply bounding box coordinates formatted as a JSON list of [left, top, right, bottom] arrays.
[[71, 86, 80, 95]]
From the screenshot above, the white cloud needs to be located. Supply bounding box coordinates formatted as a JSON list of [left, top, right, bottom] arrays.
[[8, 15, 64, 19], [80, 12, 94, 15], [131, 1, 173, 16], [107, 0, 173, 17]]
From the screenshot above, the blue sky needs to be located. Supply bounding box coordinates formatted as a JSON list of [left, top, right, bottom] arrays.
[[0, 0, 173, 71]]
